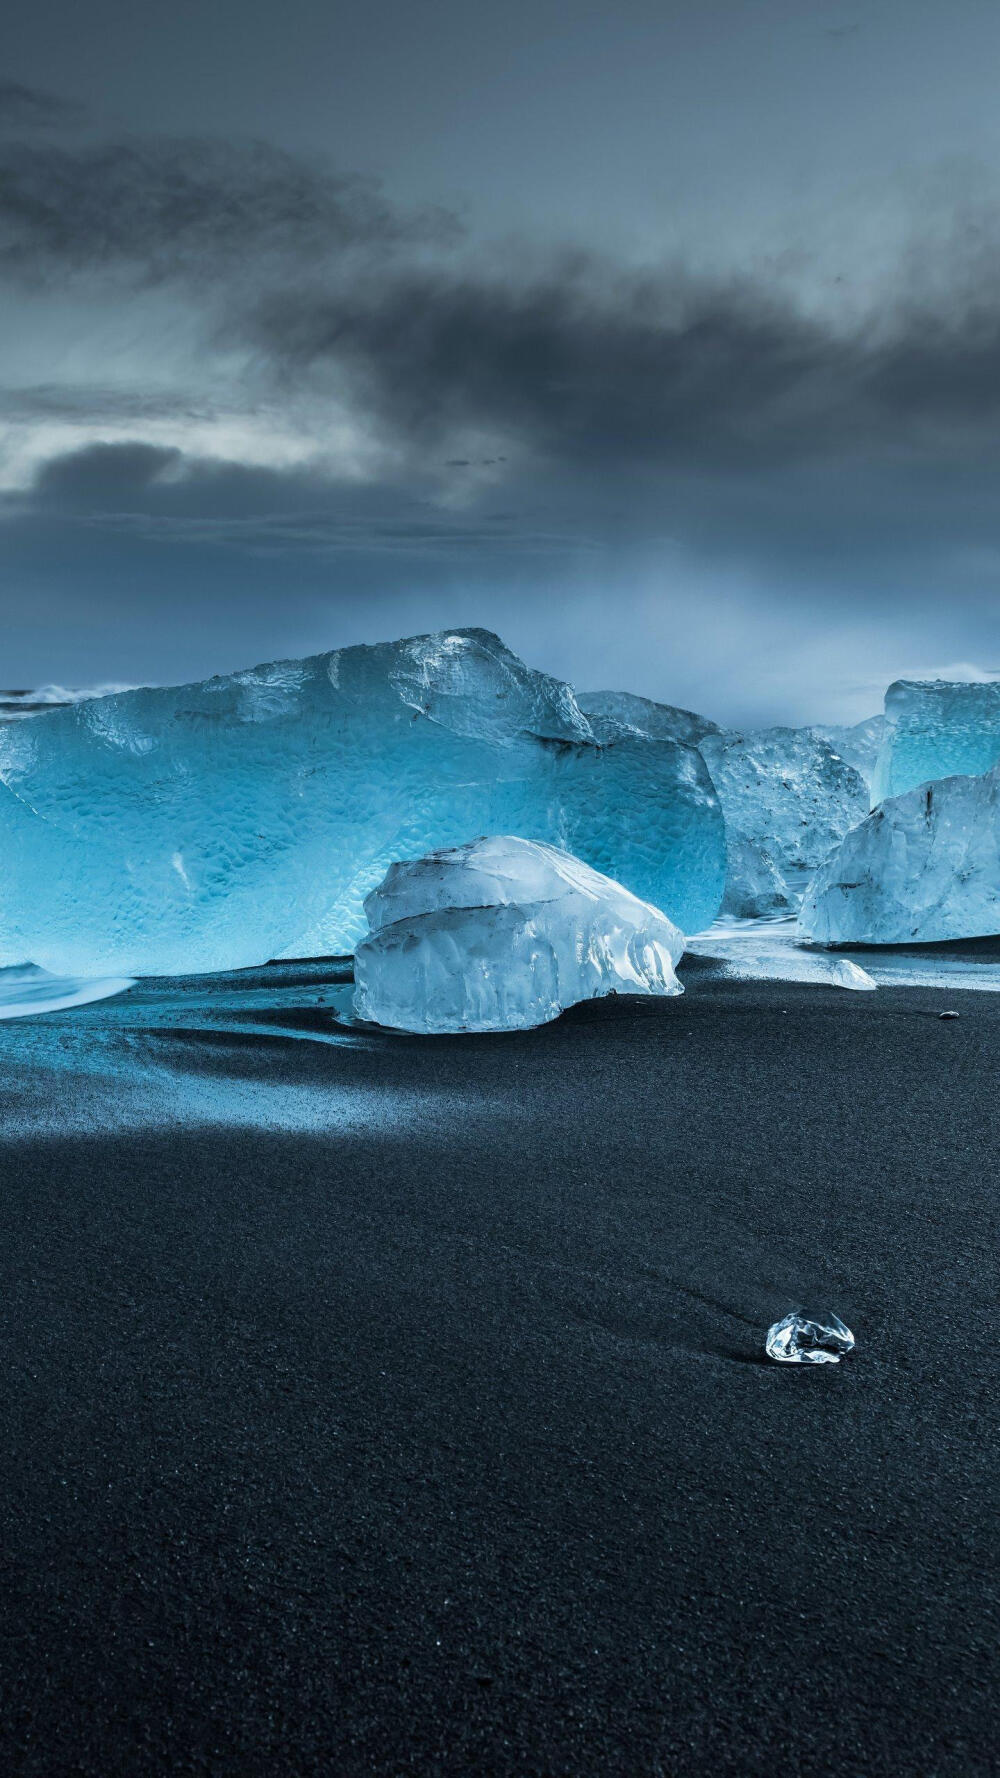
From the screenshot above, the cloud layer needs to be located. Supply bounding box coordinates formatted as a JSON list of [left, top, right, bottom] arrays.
[[3, 82, 1000, 719]]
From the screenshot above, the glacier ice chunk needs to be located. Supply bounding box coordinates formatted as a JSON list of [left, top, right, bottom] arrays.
[[871, 679, 1000, 806], [352, 835, 685, 1033], [0, 630, 725, 977], [799, 767, 1000, 945], [698, 727, 870, 918]]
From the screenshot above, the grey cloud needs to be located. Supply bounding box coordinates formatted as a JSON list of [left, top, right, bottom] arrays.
[[250, 263, 1000, 475], [21, 446, 588, 560], [3, 384, 220, 424], [5, 107, 1000, 491], [34, 440, 182, 501], [0, 132, 461, 287]]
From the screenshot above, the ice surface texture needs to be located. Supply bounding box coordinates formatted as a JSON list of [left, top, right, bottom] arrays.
[[871, 680, 1000, 806], [809, 715, 885, 787], [800, 768, 1000, 945], [353, 836, 685, 1033], [578, 689, 720, 748], [0, 630, 725, 977], [765, 1312, 855, 1365], [699, 728, 871, 919]]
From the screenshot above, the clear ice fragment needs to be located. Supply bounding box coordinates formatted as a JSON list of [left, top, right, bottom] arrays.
[[765, 1311, 855, 1365], [353, 834, 685, 1033]]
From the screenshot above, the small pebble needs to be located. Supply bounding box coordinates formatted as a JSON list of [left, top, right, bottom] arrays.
[[939, 1010, 960, 1020]]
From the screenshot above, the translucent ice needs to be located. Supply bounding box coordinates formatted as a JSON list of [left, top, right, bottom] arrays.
[[0, 630, 725, 977], [871, 680, 1000, 806], [578, 689, 720, 748], [698, 727, 870, 918], [808, 714, 885, 787], [799, 768, 1000, 945], [684, 918, 877, 990], [765, 1311, 855, 1364], [352, 835, 685, 1033], [0, 963, 135, 1020]]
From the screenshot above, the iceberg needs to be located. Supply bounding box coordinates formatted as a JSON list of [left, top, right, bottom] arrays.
[[871, 680, 1000, 806], [698, 726, 870, 918], [352, 835, 685, 1033], [0, 629, 725, 977], [799, 767, 1000, 945]]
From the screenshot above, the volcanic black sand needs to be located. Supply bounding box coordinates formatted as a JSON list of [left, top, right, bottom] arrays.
[[1, 969, 998, 1775]]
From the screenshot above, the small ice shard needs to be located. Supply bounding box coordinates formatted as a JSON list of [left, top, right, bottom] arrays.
[[765, 1311, 855, 1365], [872, 679, 1000, 806], [799, 767, 1000, 945], [683, 919, 877, 990], [0, 963, 135, 1020], [353, 835, 685, 1033], [829, 959, 878, 990], [939, 1009, 960, 1020]]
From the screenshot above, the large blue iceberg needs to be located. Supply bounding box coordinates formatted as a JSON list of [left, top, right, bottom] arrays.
[[871, 679, 1000, 806], [0, 629, 725, 977]]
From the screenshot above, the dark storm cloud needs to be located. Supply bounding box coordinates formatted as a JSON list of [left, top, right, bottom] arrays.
[[251, 261, 1000, 474], [0, 131, 460, 287], [5, 97, 1000, 487], [34, 440, 182, 501], [5, 79, 1000, 717]]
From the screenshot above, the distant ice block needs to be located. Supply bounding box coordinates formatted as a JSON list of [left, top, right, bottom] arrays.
[[808, 714, 885, 787], [871, 680, 1000, 806], [353, 835, 685, 1033], [699, 727, 870, 918], [799, 768, 1000, 945], [0, 630, 725, 977], [578, 689, 720, 748]]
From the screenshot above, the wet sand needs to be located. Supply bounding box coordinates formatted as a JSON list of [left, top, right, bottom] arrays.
[[1, 971, 998, 1774]]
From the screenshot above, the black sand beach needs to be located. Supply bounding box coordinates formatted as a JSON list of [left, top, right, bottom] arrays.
[[1, 971, 998, 1775]]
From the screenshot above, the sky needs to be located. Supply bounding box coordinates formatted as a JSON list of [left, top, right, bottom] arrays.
[[4, 0, 1000, 724]]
